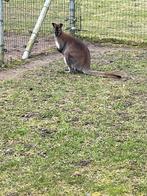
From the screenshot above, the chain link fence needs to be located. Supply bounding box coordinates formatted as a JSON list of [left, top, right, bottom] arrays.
[[4, 0, 147, 60]]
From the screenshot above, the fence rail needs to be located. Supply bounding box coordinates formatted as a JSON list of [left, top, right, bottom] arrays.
[[3, 0, 147, 61]]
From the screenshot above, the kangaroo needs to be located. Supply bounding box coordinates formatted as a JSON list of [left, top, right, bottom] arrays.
[[52, 23, 122, 79]]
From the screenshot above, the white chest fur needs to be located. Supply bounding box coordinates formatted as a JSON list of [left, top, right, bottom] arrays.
[[54, 35, 60, 49]]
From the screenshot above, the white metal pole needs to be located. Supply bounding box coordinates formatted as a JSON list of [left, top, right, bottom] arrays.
[[22, 0, 52, 60], [0, 0, 4, 65]]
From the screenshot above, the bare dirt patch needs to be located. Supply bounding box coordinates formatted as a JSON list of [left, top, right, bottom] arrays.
[[1, 33, 145, 81], [4, 33, 56, 60], [0, 52, 61, 81]]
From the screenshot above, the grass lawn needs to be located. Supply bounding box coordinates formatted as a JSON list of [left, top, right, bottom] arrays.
[[0, 47, 147, 195]]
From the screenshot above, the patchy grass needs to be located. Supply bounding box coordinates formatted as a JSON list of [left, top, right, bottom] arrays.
[[0, 48, 147, 195], [0, 59, 25, 70]]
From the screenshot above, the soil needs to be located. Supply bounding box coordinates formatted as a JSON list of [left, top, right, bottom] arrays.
[[0, 34, 139, 81], [0, 52, 62, 81], [4, 33, 56, 60]]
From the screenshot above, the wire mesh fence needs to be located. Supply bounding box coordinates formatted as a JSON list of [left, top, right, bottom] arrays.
[[4, 0, 70, 60], [77, 0, 147, 45], [4, 0, 147, 61]]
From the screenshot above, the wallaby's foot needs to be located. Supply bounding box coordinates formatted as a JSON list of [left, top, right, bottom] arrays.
[[64, 66, 70, 72], [64, 67, 77, 74], [69, 67, 77, 74]]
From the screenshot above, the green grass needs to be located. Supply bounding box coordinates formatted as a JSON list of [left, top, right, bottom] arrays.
[[4, 0, 147, 45], [0, 48, 147, 195], [79, 0, 147, 44]]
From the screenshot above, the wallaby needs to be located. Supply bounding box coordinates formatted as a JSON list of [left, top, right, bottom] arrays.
[[52, 23, 122, 79]]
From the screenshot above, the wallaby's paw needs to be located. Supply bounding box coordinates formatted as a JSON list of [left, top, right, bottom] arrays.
[[64, 66, 70, 72]]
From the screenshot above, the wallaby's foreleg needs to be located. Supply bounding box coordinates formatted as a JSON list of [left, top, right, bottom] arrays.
[[63, 56, 72, 73], [63, 54, 77, 73]]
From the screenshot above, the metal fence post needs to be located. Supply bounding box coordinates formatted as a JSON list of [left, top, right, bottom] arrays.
[[0, 0, 4, 65], [69, 0, 76, 34]]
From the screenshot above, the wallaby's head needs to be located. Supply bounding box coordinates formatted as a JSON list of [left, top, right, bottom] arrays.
[[52, 23, 63, 37]]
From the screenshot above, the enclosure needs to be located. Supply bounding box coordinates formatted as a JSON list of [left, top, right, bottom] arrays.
[[3, 0, 147, 60], [0, 0, 147, 195]]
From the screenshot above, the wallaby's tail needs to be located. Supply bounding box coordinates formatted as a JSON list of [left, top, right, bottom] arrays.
[[83, 69, 122, 79]]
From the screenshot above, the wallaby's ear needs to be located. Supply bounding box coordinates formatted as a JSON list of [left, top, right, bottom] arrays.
[[59, 23, 63, 28], [52, 23, 56, 28]]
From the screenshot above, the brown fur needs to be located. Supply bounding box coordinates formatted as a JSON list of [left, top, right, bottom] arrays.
[[52, 23, 122, 79]]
